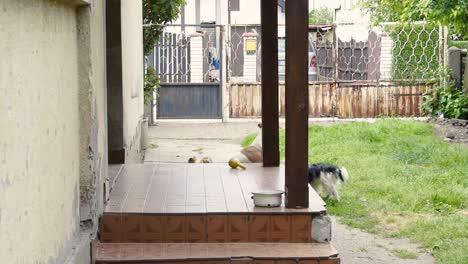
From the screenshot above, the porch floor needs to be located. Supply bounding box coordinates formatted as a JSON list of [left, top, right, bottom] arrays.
[[105, 163, 326, 214]]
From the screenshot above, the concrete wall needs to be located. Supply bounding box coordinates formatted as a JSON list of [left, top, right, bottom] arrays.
[[0, 1, 82, 263], [77, 0, 107, 228], [335, 0, 371, 42], [121, 0, 144, 162], [0, 0, 137, 262]]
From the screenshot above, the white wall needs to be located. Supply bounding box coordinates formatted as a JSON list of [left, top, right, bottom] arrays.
[[121, 0, 144, 160], [335, 0, 370, 42], [0, 1, 81, 262]]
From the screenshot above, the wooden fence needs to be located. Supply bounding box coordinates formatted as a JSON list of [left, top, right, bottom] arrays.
[[229, 83, 430, 118]]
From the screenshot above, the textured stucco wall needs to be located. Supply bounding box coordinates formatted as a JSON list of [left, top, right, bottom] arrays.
[[0, 0, 108, 263], [0, 1, 81, 263], [77, 0, 107, 224], [0, 0, 143, 261], [121, 0, 144, 162]]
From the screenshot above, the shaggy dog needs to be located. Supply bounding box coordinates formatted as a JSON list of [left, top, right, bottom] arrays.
[[229, 123, 263, 163], [308, 163, 349, 200]]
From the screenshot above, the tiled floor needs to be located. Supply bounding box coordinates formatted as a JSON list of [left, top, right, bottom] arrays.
[[95, 242, 339, 263], [99, 213, 314, 243], [105, 163, 326, 214], [108, 164, 123, 189]]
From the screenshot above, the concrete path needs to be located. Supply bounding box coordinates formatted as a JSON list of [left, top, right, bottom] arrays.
[[143, 120, 435, 264], [144, 121, 260, 163]]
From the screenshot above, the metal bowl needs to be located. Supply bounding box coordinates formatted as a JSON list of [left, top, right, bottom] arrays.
[[251, 190, 284, 207]]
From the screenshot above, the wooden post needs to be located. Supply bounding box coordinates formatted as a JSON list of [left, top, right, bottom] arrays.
[[285, 0, 309, 208], [261, 0, 280, 167]]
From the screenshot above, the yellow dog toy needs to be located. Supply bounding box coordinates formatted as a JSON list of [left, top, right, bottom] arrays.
[[228, 159, 247, 170]]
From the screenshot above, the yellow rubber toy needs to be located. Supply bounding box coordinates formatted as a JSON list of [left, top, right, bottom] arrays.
[[228, 159, 247, 170]]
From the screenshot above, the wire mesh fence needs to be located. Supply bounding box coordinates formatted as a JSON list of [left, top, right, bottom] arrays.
[[147, 22, 443, 84], [226, 21, 442, 83]]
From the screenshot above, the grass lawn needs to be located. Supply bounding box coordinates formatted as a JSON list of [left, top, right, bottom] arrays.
[[241, 119, 468, 264]]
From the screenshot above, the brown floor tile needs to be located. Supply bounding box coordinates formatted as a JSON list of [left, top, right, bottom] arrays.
[[186, 215, 207, 242], [291, 215, 312, 242], [165, 215, 186, 242], [228, 215, 249, 242], [105, 164, 327, 215], [142, 243, 165, 259], [140, 215, 164, 243], [122, 214, 141, 242], [100, 214, 122, 242], [248, 215, 270, 242], [206, 215, 228, 242], [95, 242, 339, 263], [298, 260, 319, 264], [318, 259, 340, 264], [270, 215, 292, 242], [275, 260, 297, 264], [187, 243, 209, 258], [119, 242, 144, 260], [230, 260, 254, 264]]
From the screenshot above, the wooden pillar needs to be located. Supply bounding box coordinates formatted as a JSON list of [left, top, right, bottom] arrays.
[[285, 0, 309, 208], [261, 0, 280, 167]]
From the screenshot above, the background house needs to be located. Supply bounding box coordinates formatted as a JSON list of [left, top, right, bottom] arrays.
[[0, 0, 144, 263]]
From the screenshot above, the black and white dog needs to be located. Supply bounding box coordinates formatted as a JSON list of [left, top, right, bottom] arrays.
[[308, 163, 349, 200]]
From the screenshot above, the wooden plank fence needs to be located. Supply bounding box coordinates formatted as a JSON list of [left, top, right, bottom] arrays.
[[229, 83, 430, 118]]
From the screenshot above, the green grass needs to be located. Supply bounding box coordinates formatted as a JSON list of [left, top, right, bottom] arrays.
[[391, 249, 418, 259], [241, 119, 468, 264], [450, 40, 468, 49], [241, 133, 257, 147]]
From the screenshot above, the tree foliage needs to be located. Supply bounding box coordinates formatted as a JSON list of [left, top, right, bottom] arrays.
[[308, 7, 333, 24], [143, 0, 185, 56], [359, 0, 468, 35]]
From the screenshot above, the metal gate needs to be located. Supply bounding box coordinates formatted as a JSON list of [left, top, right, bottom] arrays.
[[147, 24, 223, 119]]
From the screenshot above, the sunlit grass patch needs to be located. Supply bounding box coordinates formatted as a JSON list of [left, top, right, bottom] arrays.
[[241, 119, 468, 263]]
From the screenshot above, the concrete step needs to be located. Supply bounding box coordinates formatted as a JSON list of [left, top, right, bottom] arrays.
[[93, 242, 340, 264]]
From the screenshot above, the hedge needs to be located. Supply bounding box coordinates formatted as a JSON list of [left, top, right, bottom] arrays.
[[387, 23, 440, 80]]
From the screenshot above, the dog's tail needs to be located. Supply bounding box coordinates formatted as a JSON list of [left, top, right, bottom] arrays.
[[339, 167, 349, 183]]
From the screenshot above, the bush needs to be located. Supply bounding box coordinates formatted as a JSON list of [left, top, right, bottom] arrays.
[[422, 82, 468, 119], [144, 67, 160, 104], [387, 23, 440, 80]]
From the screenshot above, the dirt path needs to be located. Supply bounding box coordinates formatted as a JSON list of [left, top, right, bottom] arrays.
[[332, 217, 434, 264], [144, 121, 436, 264]]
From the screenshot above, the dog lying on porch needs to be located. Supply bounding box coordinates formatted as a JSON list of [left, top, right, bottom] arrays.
[[229, 123, 264, 164], [308, 162, 349, 200]]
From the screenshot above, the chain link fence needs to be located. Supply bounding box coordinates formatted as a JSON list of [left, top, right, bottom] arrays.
[[147, 22, 443, 84], [226, 21, 442, 84], [146, 22, 445, 119]]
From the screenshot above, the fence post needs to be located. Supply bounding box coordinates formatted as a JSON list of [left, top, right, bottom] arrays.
[[333, 25, 339, 82], [220, 26, 229, 122], [448, 47, 462, 88], [443, 26, 449, 89]]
